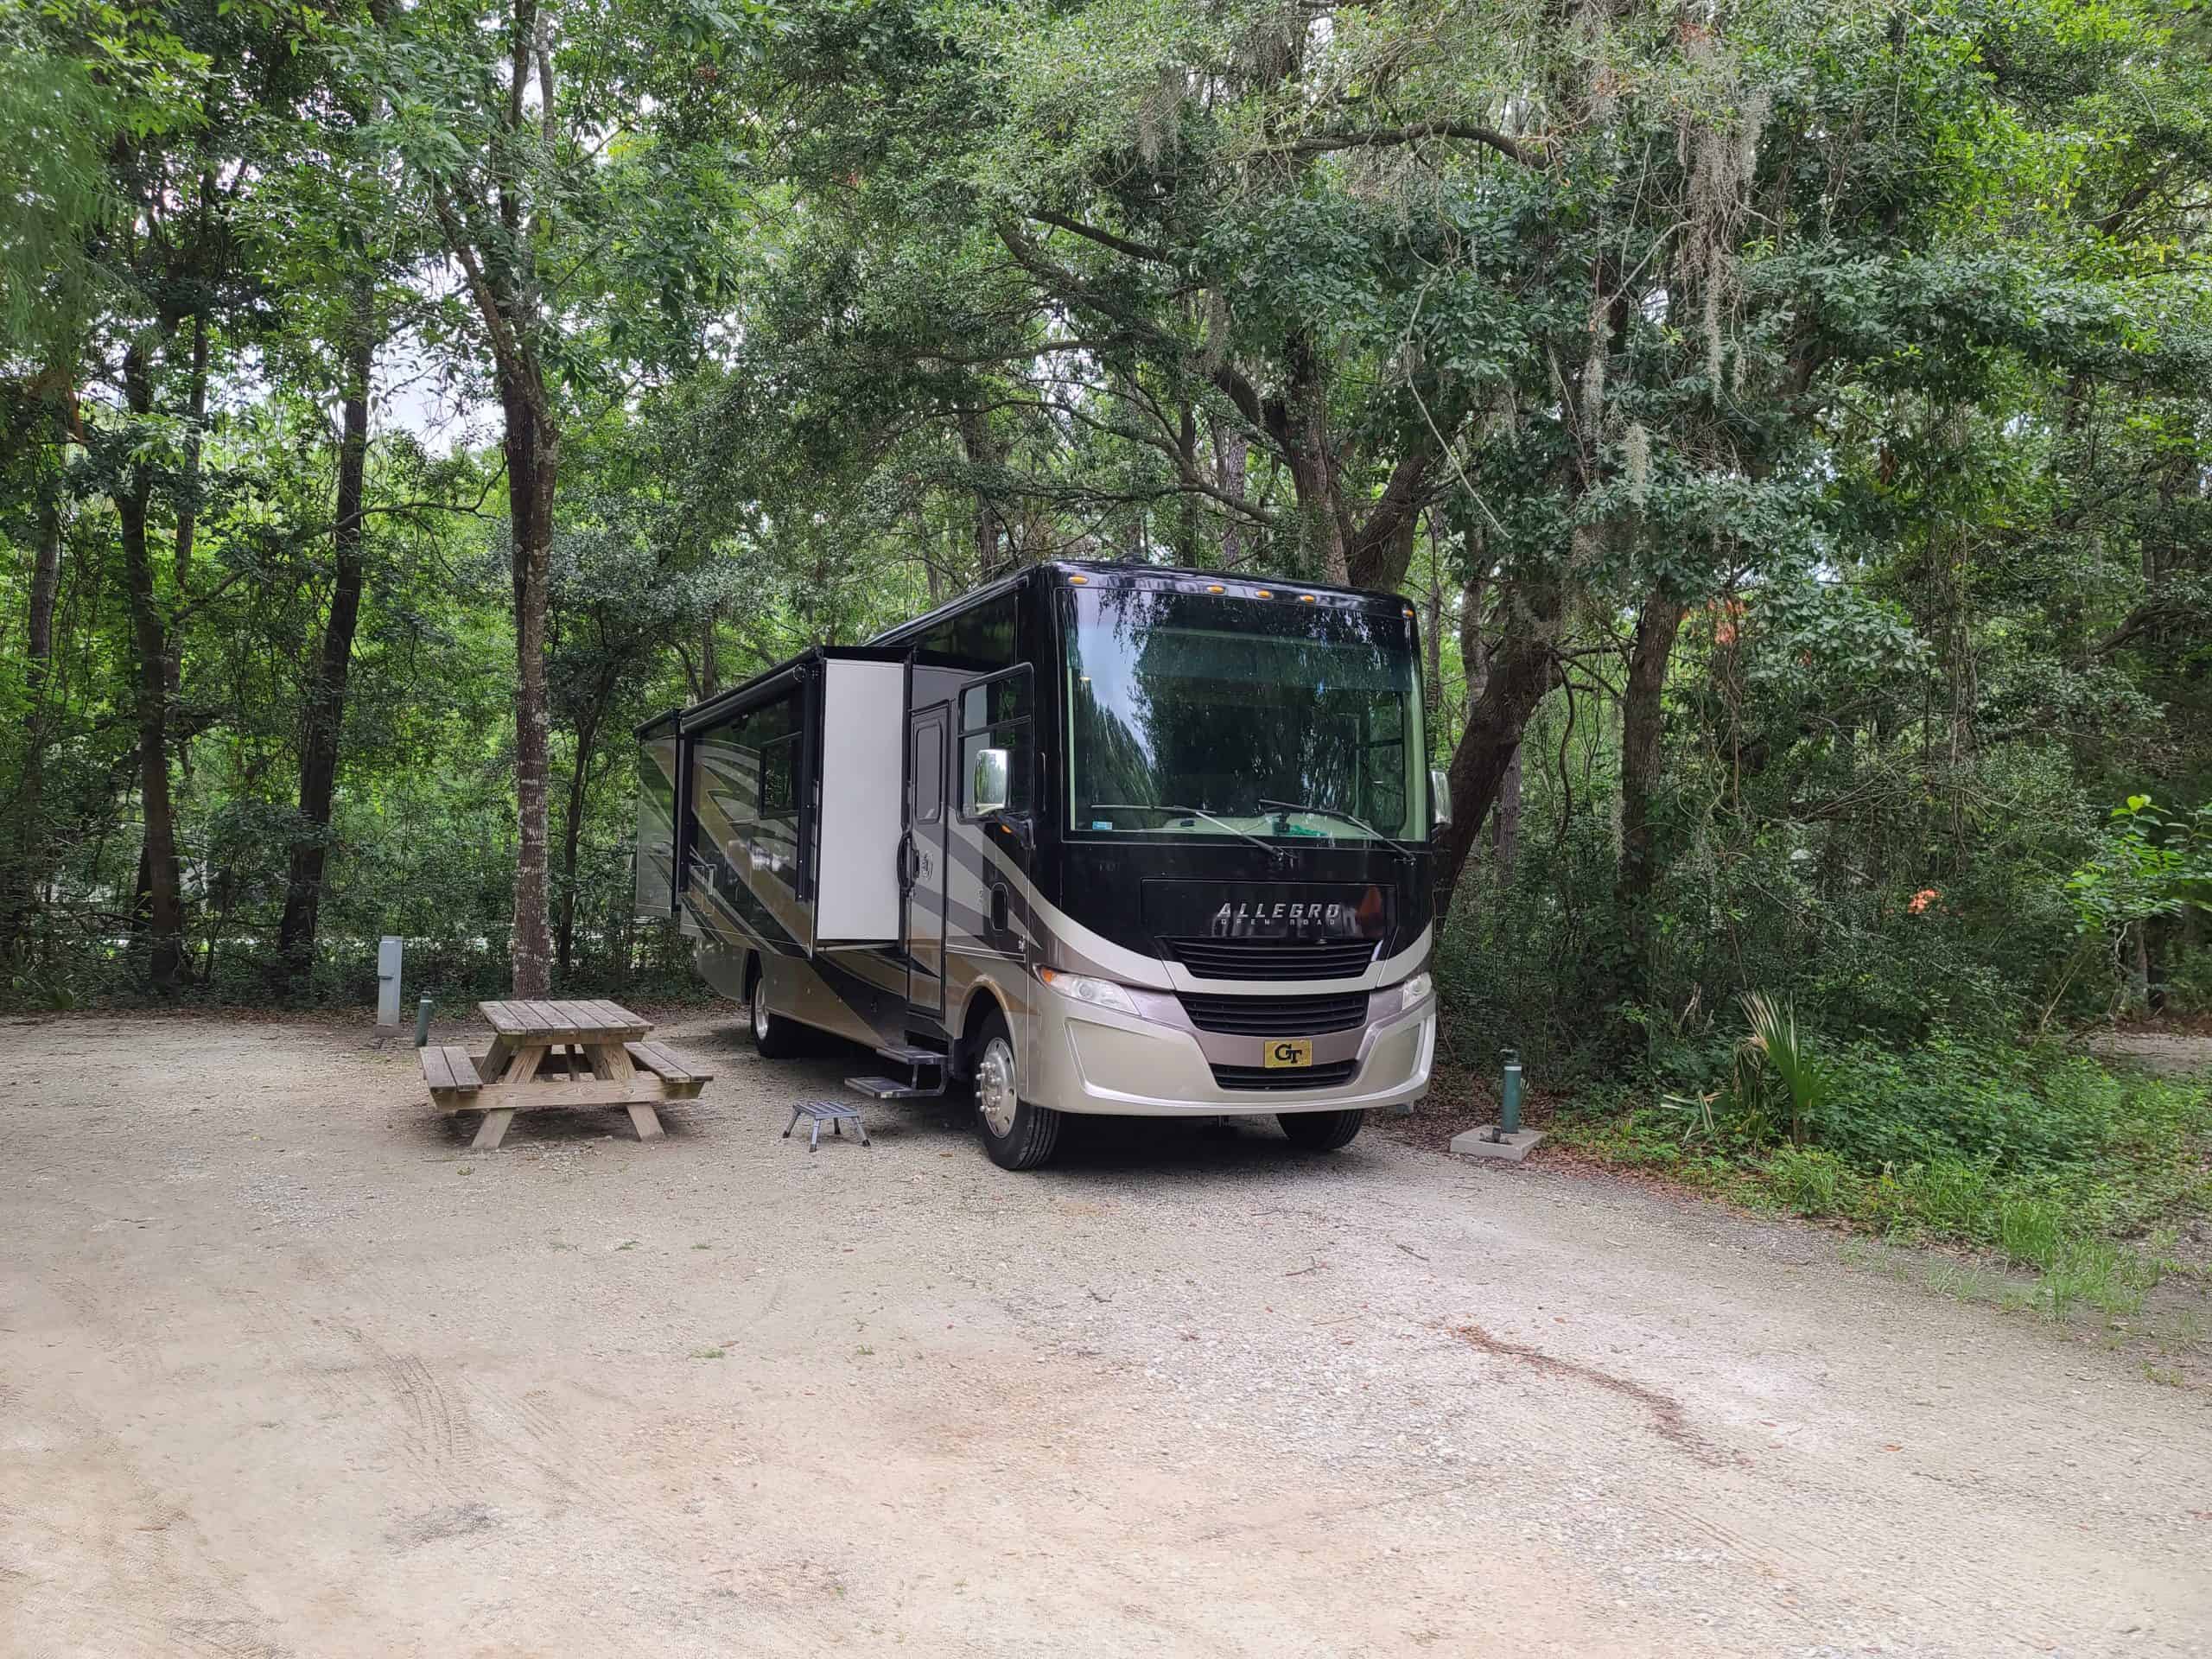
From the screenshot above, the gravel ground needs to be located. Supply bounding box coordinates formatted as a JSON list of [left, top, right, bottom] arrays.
[[2089, 1030, 2212, 1079], [2, 1008, 2207, 1657]]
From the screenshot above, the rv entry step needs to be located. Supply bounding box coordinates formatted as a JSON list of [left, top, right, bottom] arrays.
[[844, 1043, 949, 1102], [874, 1044, 946, 1069], [846, 1075, 932, 1099]]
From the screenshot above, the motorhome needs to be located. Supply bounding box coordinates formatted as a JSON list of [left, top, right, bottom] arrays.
[[633, 561, 1442, 1168]]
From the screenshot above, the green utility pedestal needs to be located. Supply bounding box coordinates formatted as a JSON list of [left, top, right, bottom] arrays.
[[1451, 1048, 1546, 1163]]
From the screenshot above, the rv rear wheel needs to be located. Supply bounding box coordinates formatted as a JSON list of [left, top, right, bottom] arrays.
[[748, 972, 803, 1060], [1278, 1109, 1366, 1151], [971, 1008, 1060, 1171]]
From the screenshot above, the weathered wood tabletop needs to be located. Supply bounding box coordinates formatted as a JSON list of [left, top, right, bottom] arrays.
[[418, 999, 713, 1151]]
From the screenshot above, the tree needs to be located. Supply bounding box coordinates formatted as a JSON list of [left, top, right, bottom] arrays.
[[704, 0, 2207, 926], [79, 0, 321, 988], [341, 0, 747, 993]]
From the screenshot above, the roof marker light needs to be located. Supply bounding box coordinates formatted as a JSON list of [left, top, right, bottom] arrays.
[[1299, 594, 1317, 603], [1206, 583, 1225, 594], [1255, 588, 1273, 598], [1068, 575, 1088, 584]]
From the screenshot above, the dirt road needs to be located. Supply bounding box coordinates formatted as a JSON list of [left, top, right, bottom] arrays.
[[2, 1012, 2205, 1657]]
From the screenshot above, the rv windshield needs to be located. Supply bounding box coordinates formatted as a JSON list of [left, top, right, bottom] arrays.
[[1062, 586, 1426, 843]]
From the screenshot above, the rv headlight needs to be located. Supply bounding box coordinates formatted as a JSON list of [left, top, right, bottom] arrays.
[[1037, 968, 1138, 1016], [1397, 970, 1433, 1013]]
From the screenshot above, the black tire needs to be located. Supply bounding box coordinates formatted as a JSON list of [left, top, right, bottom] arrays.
[[748, 968, 804, 1059], [1278, 1108, 1366, 1151], [969, 1007, 1061, 1170]]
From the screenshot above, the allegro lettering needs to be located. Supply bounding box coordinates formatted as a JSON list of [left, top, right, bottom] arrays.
[[1211, 901, 1347, 924]]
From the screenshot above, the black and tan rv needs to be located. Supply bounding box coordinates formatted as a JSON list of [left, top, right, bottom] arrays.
[[634, 561, 1442, 1168]]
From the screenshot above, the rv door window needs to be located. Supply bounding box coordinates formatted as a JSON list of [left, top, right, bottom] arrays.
[[915, 722, 944, 824], [958, 666, 1033, 819], [960, 673, 1030, 729]]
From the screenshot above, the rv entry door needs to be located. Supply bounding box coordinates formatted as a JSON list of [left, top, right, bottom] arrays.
[[904, 705, 950, 1017]]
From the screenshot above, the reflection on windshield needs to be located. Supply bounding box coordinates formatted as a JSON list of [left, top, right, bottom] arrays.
[[1063, 588, 1425, 842]]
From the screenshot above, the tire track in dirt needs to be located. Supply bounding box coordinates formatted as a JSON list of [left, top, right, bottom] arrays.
[[1449, 1322, 1744, 1468], [215, 1236, 677, 1538], [0, 1296, 300, 1659]]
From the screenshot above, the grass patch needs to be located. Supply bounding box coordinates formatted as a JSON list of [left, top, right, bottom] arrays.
[[1549, 1031, 2212, 1326]]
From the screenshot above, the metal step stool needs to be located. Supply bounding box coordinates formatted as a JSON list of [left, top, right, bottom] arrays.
[[784, 1099, 870, 1151]]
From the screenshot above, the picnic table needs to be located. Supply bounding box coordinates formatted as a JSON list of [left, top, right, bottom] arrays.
[[419, 999, 713, 1151]]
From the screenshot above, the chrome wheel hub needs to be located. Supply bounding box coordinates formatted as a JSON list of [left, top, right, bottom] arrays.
[[976, 1035, 1018, 1137], [752, 984, 771, 1040]]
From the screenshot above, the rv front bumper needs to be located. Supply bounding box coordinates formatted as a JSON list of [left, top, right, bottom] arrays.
[[1026, 993, 1435, 1118]]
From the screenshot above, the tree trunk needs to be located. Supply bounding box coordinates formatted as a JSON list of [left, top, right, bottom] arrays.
[[1616, 590, 1685, 933], [1434, 581, 1561, 911], [1280, 334, 1349, 582], [277, 297, 376, 979], [555, 707, 599, 983], [1421, 515, 1442, 719], [1343, 451, 1431, 593], [1, 470, 64, 959], [1214, 418, 1248, 567], [166, 311, 209, 696], [1491, 747, 1522, 884], [27, 478, 60, 665], [1455, 569, 1522, 887], [505, 387, 559, 997], [955, 403, 1007, 579], [699, 600, 721, 697], [114, 353, 187, 992]]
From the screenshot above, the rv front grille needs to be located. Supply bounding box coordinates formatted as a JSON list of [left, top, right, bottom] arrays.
[[1178, 990, 1370, 1036], [1209, 1059, 1360, 1092], [1162, 937, 1379, 981]]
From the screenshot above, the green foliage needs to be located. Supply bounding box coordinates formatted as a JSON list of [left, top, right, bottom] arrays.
[[2064, 795, 2212, 938], [1560, 1033, 2209, 1294], [1766, 1145, 1851, 1217], [0, 0, 2208, 1103], [1739, 993, 1831, 1148]]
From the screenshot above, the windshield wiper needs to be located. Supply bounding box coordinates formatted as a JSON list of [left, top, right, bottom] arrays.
[[1258, 798, 1414, 861], [1090, 802, 1287, 862]]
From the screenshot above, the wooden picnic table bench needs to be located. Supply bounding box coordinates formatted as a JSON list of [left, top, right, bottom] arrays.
[[419, 999, 712, 1150]]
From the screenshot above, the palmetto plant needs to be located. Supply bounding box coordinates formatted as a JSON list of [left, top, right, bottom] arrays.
[[1739, 992, 1830, 1148]]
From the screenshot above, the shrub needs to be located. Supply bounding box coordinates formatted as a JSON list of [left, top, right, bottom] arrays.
[[1999, 1198, 2064, 1270], [1740, 992, 1830, 1147], [1894, 1158, 1998, 1241], [1767, 1145, 1855, 1217]]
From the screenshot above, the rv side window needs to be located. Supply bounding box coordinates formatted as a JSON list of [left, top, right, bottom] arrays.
[[959, 665, 1033, 819], [918, 591, 1018, 671], [694, 687, 802, 836], [759, 733, 800, 818]]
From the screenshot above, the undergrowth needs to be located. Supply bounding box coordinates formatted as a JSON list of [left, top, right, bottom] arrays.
[[1548, 1028, 2212, 1321]]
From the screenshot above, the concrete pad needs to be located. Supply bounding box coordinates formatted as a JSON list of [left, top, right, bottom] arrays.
[[1450, 1126, 1547, 1162]]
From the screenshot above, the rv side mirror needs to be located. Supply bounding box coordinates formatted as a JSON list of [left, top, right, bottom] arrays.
[[1430, 767, 1452, 831], [969, 747, 1011, 816]]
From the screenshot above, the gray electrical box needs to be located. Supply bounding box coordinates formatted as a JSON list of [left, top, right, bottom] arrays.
[[376, 935, 402, 1027]]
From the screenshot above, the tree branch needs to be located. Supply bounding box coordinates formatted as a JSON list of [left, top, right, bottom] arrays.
[[431, 191, 529, 391], [1029, 210, 1176, 265], [1282, 121, 1541, 168]]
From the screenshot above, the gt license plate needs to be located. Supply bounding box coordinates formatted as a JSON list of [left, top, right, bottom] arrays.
[[1262, 1038, 1314, 1070]]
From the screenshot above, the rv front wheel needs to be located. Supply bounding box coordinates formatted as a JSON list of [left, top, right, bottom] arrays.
[[749, 972, 802, 1059], [971, 1008, 1060, 1171], [1278, 1109, 1366, 1151]]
